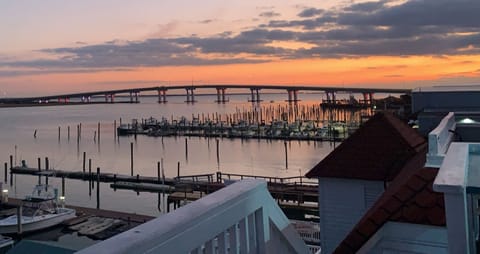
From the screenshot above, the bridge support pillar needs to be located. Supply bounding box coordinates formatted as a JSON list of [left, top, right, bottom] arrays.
[[130, 92, 133, 103], [222, 88, 227, 103], [369, 92, 374, 106], [215, 88, 228, 103], [249, 88, 261, 102], [185, 88, 196, 103], [362, 92, 374, 106], [287, 89, 299, 102], [363, 92, 368, 106], [325, 91, 336, 105], [158, 89, 167, 103], [216, 88, 221, 103]]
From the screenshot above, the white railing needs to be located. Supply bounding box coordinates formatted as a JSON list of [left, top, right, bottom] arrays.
[[433, 142, 480, 254], [426, 112, 456, 167], [76, 179, 309, 254]]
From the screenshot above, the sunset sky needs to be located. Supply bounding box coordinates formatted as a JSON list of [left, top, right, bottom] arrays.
[[1, 0, 480, 96]]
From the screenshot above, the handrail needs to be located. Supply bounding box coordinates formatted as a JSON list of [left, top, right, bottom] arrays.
[[76, 179, 309, 254], [426, 112, 456, 167], [218, 172, 318, 186]]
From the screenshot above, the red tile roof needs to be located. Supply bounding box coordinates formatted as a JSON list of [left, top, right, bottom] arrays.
[[332, 149, 445, 253], [306, 112, 426, 180]]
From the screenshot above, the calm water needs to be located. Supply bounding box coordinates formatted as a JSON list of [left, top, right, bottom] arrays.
[[0, 93, 363, 216]]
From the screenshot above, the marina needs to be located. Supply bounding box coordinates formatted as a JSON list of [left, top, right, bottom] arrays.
[[0, 93, 407, 252]]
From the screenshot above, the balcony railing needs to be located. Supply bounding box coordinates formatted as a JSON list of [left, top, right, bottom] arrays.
[[76, 179, 309, 254], [426, 112, 456, 167]]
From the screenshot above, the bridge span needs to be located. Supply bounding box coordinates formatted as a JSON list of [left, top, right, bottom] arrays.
[[0, 84, 410, 105]]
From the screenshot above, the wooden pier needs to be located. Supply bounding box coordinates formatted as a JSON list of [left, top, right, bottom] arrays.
[[9, 166, 318, 218]]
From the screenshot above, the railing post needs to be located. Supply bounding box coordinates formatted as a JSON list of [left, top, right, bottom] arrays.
[[255, 208, 267, 253], [229, 224, 238, 254], [239, 218, 248, 253]]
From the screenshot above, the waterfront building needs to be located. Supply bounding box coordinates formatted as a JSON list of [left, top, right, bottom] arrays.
[[305, 112, 427, 254]]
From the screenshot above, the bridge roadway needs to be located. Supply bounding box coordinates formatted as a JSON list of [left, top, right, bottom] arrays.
[[0, 84, 410, 104]]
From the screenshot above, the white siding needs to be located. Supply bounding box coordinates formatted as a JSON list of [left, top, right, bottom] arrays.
[[359, 222, 448, 254], [319, 177, 384, 254]]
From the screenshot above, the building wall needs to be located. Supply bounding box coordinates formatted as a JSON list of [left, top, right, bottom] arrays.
[[412, 91, 480, 113], [318, 177, 384, 254], [358, 222, 448, 254]]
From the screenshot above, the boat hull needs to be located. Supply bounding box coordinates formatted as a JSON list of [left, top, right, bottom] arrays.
[[0, 208, 76, 234]]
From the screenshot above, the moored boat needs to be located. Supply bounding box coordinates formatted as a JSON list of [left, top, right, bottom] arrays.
[[0, 185, 76, 234]]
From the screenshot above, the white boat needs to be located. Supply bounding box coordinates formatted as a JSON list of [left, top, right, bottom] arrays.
[[0, 185, 76, 234]]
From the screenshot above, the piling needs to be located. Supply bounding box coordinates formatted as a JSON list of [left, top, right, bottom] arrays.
[[177, 162, 180, 179], [96, 167, 100, 209], [157, 161, 161, 183], [185, 138, 188, 161], [216, 139, 220, 166], [16, 206, 22, 234], [62, 176, 65, 196], [34, 129, 37, 138], [9, 155, 13, 170], [37, 157, 41, 184], [284, 141, 288, 169], [130, 142, 134, 176], [97, 122, 101, 142], [114, 120, 117, 137], [58, 126, 61, 140], [46, 175, 49, 185], [4, 163, 7, 183], [68, 126, 70, 140], [79, 123, 82, 139], [88, 160, 92, 196], [45, 157, 49, 170], [161, 160, 165, 185], [82, 152, 86, 173]]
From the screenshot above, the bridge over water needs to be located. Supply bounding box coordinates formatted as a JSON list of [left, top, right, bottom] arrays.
[[0, 84, 410, 105]]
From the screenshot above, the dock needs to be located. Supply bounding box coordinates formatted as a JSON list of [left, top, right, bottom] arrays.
[[117, 114, 357, 141], [6, 198, 154, 224], [3, 197, 154, 240], [9, 165, 319, 221]]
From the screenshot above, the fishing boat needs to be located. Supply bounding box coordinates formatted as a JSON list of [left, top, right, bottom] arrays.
[[0, 185, 76, 234]]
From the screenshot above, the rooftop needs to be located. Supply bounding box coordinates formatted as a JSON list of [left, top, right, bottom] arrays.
[[413, 85, 480, 93], [306, 112, 426, 181], [333, 148, 445, 253]]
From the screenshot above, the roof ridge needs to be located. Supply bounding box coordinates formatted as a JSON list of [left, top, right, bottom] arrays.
[[306, 112, 426, 180]]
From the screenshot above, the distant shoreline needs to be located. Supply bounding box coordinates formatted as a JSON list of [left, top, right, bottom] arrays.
[[0, 101, 122, 108]]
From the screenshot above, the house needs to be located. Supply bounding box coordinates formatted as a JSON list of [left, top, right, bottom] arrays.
[[305, 112, 426, 254]]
